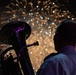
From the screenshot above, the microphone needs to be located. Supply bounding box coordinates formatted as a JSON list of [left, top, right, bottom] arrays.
[[18, 41, 39, 59]]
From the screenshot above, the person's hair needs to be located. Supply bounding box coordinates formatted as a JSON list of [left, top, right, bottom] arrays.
[[56, 19, 76, 43]]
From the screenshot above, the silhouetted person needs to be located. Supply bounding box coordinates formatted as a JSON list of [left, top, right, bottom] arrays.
[[37, 19, 76, 75]]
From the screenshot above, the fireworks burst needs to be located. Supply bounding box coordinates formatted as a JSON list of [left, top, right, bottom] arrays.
[[0, 0, 75, 73]]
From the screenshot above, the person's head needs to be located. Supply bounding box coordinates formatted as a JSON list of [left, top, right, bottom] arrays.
[[54, 19, 76, 52]]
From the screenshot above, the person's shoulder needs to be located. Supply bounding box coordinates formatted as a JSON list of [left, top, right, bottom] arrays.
[[44, 53, 59, 61], [44, 53, 66, 61]]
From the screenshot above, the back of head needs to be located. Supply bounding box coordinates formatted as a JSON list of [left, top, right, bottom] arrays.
[[56, 19, 76, 43]]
